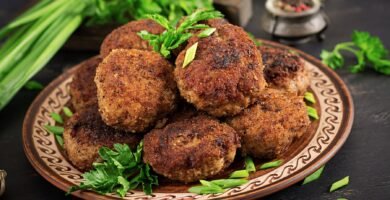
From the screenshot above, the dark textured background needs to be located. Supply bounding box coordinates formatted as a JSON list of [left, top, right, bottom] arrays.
[[1, 0, 390, 199]]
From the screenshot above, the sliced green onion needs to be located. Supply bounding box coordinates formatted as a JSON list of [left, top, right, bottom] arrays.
[[229, 170, 249, 179], [211, 179, 248, 189], [245, 156, 256, 173], [44, 125, 64, 135], [24, 80, 44, 90], [188, 185, 224, 194], [247, 32, 261, 46], [302, 165, 325, 185], [198, 27, 216, 38], [55, 135, 64, 147], [182, 42, 198, 68], [200, 180, 215, 187], [50, 112, 63, 124], [304, 92, 316, 104], [330, 176, 349, 192], [259, 160, 283, 170], [307, 106, 319, 120], [63, 107, 73, 117]]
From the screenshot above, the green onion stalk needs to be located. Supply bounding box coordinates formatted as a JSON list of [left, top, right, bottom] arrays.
[[0, 0, 213, 111]]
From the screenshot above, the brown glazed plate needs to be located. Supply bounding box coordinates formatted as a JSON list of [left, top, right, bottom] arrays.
[[22, 40, 354, 200]]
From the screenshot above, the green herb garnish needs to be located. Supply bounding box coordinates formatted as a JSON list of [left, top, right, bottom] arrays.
[[50, 112, 63, 124], [188, 184, 224, 194], [247, 32, 262, 47], [44, 125, 64, 135], [198, 27, 216, 38], [307, 106, 319, 120], [183, 42, 198, 68], [337, 198, 348, 200], [330, 176, 349, 192], [63, 106, 73, 117], [304, 92, 316, 104], [229, 170, 249, 179], [211, 179, 248, 189], [302, 165, 325, 185], [44, 125, 64, 146], [24, 80, 44, 90], [245, 156, 256, 173], [68, 142, 158, 197], [138, 9, 223, 58], [321, 30, 390, 75], [259, 160, 283, 170]]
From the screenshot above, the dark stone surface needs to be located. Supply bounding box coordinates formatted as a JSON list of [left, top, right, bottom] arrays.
[[0, 0, 389, 199]]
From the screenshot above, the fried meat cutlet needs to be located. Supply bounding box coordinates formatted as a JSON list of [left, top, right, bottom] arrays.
[[175, 23, 267, 117], [69, 56, 101, 111], [100, 19, 165, 57], [143, 115, 240, 183], [259, 46, 310, 95], [95, 49, 177, 132], [227, 89, 310, 159], [63, 107, 142, 171]]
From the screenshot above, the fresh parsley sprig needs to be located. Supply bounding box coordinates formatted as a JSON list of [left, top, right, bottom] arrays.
[[138, 9, 223, 58], [321, 30, 390, 75], [67, 142, 158, 197]]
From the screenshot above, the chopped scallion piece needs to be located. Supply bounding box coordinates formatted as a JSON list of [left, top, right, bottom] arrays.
[[330, 176, 349, 192], [211, 179, 248, 189], [302, 165, 325, 185], [245, 156, 256, 173], [50, 112, 63, 124], [24, 80, 44, 90], [247, 32, 261, 46], [55, 135, 64, 147], [304, 92, 316, 104], [188, 185, 224, 194], [200, 180, 215, 187], [63, 106, 73, 117], [44, 125, 64, 135], [259, 160, 283, 170], [307, 106, 319, 120], [198, 27, 216, 38], [229, 170, 249, 178], [183, 42, 198, 68]]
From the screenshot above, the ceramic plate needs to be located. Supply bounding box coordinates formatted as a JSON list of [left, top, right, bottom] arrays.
[[23, 40, 354, 199]]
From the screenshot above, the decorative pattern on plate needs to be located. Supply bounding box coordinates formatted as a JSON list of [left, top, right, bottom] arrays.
[[23, 41, 353, 200]]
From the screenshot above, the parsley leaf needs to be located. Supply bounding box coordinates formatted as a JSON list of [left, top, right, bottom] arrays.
[[321, 30, 390, 75], [67, 142, 158, 197], [138, 9, 223, 58]]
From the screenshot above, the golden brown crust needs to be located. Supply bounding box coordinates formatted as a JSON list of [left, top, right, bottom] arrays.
[[259, 46, 310, 95], [227, 89, 310, 159], [143, 115, 240, 183], [95, 49, 177, 132], [69, 56, 101, 111], [174, 23, 267, 117], [100, 19, 165, 57], [63, 107, 142, 171]]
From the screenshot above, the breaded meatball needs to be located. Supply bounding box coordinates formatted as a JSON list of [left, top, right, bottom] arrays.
[[100, 19, 165, 57], [143, 115, 240, 183], [259, 46, 310, 95], [63, 107, 142, 171], [95, 49, 177, 133], [69, 56, 101, 111], [175, 23, 267, 117], [227, 89, 310, 159]]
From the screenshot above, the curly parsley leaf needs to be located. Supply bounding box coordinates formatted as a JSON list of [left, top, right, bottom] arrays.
[[67, 142, 158, 197], [138, 9, 223, 58], [321, 30, 390, 75]]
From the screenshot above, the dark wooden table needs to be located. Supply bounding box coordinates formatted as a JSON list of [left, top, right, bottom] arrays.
[[1, 0, 390, 199]]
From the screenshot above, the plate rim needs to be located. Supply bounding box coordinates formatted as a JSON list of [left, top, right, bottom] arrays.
[[22, 39, 354, 200]]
